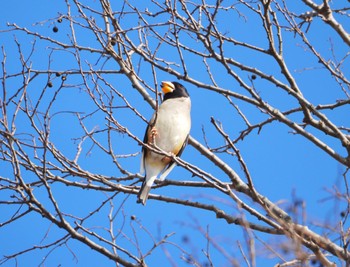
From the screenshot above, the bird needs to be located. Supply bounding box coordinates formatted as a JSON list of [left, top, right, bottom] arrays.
[[137, 81, 191, 205]]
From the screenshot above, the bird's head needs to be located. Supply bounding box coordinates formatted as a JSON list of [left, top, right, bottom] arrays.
[[161, 81, 189, 101]]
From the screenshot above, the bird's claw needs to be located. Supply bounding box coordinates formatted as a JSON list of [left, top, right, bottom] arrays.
[[148, 127, 158, 145]]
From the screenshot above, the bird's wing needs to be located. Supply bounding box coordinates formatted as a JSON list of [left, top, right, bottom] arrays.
[[140, 110, 159, 174], [159, 134, 189, 181], [175, 133, 190, 158], [140, 123, 150, 174]]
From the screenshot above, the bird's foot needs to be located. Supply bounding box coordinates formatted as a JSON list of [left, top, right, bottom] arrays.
[[148, 127, 158, 144], [161, 152, 175, 164]]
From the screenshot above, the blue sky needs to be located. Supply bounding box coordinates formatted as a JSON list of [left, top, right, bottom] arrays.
[[1, 0, 349, 266]]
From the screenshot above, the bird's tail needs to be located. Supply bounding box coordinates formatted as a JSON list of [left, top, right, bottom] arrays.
[[137, 182, 151, 205], [137, 176, 156, 205]]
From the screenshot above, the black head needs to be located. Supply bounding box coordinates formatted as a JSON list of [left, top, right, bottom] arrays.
[[161, 81, 190, 101]]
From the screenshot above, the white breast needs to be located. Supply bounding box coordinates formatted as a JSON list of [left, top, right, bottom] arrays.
[[154, 97, 191, 153]]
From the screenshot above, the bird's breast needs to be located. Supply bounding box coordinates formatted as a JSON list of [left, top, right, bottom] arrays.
[[154, 98, 191, 154]]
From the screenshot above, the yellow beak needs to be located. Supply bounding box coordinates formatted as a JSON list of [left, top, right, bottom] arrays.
[[161, 81, 175, 94]]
